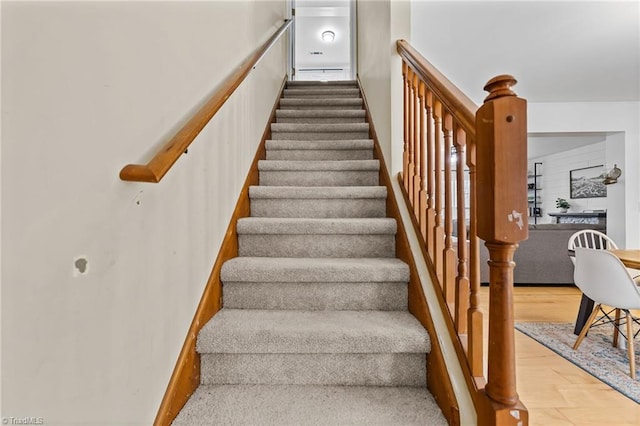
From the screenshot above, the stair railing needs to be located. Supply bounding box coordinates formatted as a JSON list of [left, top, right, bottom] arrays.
[[119, 19, 292, 183], [397, 40, 529, 425]]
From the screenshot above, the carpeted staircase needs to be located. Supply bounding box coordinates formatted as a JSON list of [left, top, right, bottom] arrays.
[[173, 80, 447, 425]]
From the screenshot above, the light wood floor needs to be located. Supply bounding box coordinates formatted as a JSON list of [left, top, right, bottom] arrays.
[[479, 286, 640, 425]]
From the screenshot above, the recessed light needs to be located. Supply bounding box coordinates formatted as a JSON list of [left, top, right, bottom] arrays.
[[321, 31, 335, 42]]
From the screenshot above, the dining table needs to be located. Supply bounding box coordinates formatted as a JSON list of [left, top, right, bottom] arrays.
[[573, 248, 640, 335], [609, 249, 640, 269]]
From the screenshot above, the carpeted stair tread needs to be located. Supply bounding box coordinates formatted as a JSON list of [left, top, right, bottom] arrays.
[[236, 217, 396, 235], [258, 159, 379, 171], [249, 185, 386, 200], [271, 122, 369, 133], [279, 98, 363, 109], [221, 257, 409, 282], [283, 88, 361, 98], [172, 384, 446, 426], [266, 139, 373, 150], [276, 109, 365, 119], [197, 309, 430, 354], [265, 139, 374, 161], [249, 192, 385, 218], [270, 122, 369, 140], [259, 169, 380, 187]]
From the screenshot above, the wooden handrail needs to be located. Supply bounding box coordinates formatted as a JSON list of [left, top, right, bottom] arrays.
[[396, 39, 529, 425], [397, 39, 477, 136], [120, 19, 292, 183]]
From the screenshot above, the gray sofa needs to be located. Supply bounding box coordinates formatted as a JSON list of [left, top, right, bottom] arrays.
[[479, 223, 606, 285]]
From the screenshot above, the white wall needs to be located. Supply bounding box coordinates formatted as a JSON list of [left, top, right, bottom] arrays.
[[409, 0, 639, 248], [408, 1, 639, 105], [1, 1, 287, 423], [295, 3, 351, 68], [528, 102, 639, 247], [356, 0, 409, 173], [529, 142, 609, 224]]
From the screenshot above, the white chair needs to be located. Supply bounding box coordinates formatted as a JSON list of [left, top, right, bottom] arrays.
[[573, 247, 640, 379], [568, 229, 640, 335], [568, 229, 618, 260], [568, 229, 640, 279]]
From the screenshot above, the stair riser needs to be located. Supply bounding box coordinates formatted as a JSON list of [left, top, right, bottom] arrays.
[[279, 105, 363, 110], [282, 95, 361, 99], [283, 93, 361, 99], [223, 282, 407, 310], [285, 86, 359, 90], [284, 88, 360, 94], [266, 149, 373, 161], [220, 257, 410, 283], [287, 81, 358, 87], [279, 103, 363, 110], [200, 353, 426, 387], [259, 170, 379, 186], [276, 117, 365, 123], [251, 198, 385, 218], [271, 131, 369, 140], [238, 234, 395, 258], [198, 310, 430, 354]]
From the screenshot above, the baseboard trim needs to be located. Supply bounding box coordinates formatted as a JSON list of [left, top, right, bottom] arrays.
[[153, 75, 287, 426]]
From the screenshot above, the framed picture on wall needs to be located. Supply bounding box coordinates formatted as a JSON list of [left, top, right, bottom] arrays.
[[570, 165, 606, 199]]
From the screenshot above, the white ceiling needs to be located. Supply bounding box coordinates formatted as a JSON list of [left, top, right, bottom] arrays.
[[409, 1, 639, 158], [410, 0, 640, 104], [528, 132, 608, 159]]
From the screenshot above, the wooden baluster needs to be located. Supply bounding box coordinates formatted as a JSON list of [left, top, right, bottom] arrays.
[[476, 75, 528, 424], [413, 73, 421, 216], [418, 81, 427, 240], [432, 100, 444, 284], [402, 62, 409, 192], [443, 112, 456, 304], [454, 125, 470, 334], [425, 91, 436, 255], [466, 136, 483, 377], [408, 68, 416, 206]]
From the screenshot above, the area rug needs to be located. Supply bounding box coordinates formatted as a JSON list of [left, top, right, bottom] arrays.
[[515, 322, 640, 404]]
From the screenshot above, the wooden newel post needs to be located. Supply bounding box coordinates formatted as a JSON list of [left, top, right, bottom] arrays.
[[475, 75, 529, 425]]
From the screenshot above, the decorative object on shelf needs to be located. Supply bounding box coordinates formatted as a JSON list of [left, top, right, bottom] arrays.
[[556, 198, 570, 213], [603, 164, 622, 185], [570, 165, 607, 199]]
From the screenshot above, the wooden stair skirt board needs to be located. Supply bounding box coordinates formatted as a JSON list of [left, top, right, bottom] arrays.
[[154, 77, 460, 426]]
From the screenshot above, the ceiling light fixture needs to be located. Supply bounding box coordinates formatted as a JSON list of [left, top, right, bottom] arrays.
[[321, 30, 335, 42]]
